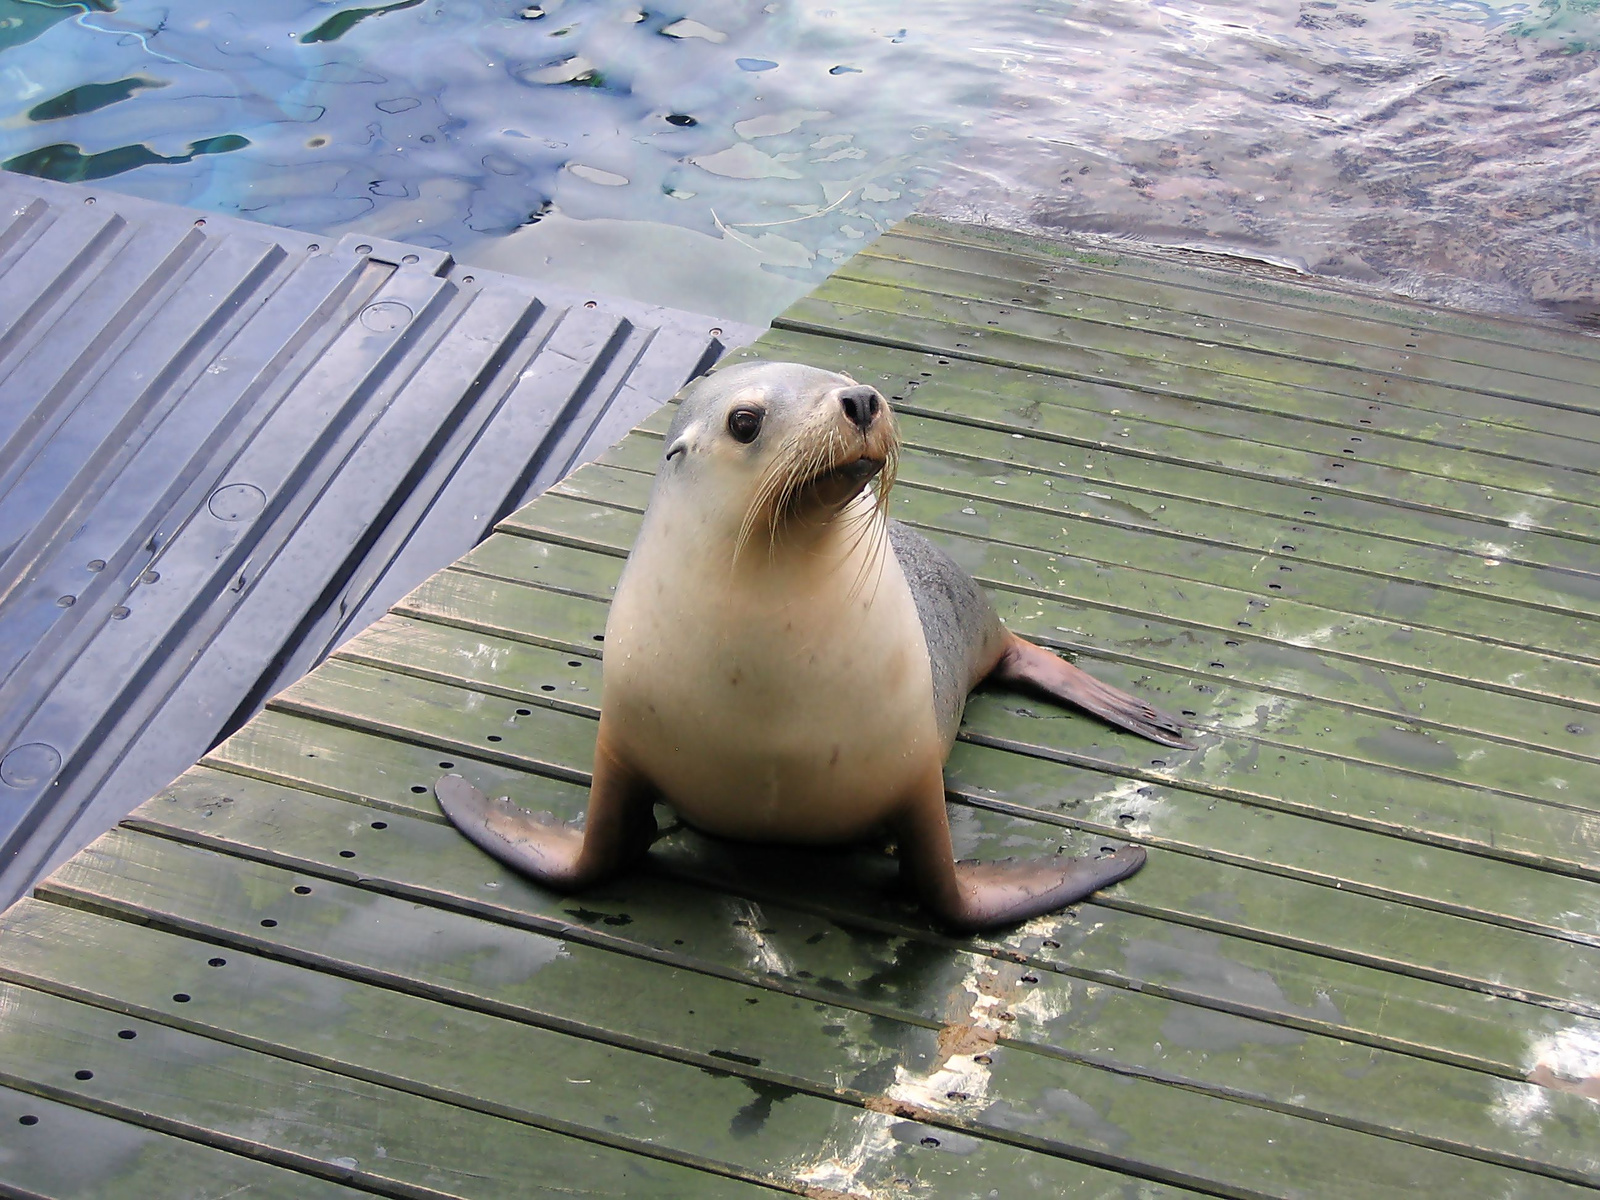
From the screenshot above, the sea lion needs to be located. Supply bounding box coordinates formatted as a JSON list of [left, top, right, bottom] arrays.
[[436, 360, 1190, 930]]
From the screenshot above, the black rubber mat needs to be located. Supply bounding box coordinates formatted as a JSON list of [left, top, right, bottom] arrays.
[[0, 170, 758, 904]]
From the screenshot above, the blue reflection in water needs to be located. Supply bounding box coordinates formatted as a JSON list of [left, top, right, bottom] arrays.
[[1, 0, 1597, 325]]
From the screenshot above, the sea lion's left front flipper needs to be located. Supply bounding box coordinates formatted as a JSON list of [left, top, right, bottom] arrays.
[[990, 633, 1194, 749], [894, 771, 1146, 931], [435, 739, 658, 890]]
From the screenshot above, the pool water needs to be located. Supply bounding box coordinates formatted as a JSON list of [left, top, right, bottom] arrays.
[[2, 0, 1597, 327]]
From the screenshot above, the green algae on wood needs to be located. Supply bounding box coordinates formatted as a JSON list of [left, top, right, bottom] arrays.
[[10, 216, 1600, 1199]]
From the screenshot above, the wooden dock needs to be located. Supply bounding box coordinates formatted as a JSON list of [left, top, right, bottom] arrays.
[[2, 217, 1598, 1197]]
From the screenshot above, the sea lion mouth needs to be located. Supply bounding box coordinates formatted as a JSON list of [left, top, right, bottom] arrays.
[[735, 403, 899, 559], [789, 452, 886, 514], [806, 454, 885, 490]]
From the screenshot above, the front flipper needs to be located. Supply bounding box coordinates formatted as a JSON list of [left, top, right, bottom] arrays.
[[435, 739, 657, 890], [990, 633, 1193, 749], [894, 771, 1146, 931]]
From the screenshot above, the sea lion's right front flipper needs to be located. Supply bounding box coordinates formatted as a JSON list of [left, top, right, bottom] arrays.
[[435, 739, 657, 890], [893, 772, 1146, 931]]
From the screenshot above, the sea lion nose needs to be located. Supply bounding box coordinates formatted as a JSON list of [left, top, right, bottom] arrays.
[[838, 386, 881, 432]]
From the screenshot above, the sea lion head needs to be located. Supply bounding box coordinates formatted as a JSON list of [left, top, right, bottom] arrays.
[[658, 360, 898, 558]]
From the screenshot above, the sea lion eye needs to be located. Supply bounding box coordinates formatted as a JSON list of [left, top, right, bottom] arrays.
[[727, 407, 763, 443]]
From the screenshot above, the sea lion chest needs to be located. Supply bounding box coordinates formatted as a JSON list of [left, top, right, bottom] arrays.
[[600, 511, 941, 843]]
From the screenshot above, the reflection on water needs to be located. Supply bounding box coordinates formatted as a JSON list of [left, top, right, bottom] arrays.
[[1, 0, 1596, 326]]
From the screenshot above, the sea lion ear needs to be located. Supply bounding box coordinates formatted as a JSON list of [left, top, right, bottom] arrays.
[[663, 436, 690, 463]]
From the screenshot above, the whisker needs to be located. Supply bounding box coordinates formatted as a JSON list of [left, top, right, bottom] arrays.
[[734, 402, 899, 580]]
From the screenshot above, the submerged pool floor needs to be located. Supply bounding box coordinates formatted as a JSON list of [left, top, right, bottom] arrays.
[[1, 218, 1598, 1197]]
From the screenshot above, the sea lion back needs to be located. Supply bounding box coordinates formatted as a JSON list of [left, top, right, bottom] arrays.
[[888, 520, 1007, 746]]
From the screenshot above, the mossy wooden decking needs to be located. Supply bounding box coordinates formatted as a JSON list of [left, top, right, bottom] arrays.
[[2, 217, 1599, 1198]]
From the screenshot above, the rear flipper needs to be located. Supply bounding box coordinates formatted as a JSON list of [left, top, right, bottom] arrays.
[[435, 739, 657, 889], [936, 849, 1147, 931], [990, 632, 1193, 749], [895, 772, 1146, 931]]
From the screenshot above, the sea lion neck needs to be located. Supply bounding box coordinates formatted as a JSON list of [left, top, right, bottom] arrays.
[[743, 486, 887, 575]]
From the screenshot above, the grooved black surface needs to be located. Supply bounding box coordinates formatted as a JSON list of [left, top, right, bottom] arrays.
[[0, 170, 758, 905]]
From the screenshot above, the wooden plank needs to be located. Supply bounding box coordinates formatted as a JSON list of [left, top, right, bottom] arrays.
[[202, 711, 1600, 1084], [598, 422, 1600, 632], [502, 467, 1600, 739], [0, 966, 759, 1200], [418, 540, 1600, 896], [524, 470, 1600, 809], [457, 522, 1600, 768], [892, 218, 1600, 375], [40, 824, 1600, 1189], [407, 537, 1600, 880], [457, 533, 624, 601], [882, 487, 1599, 701], [581, 443, 1600, 680], [504, 482, 1600, 719], [631, 348, 1600, 584], [389, 563, 1600, 884], [749, 327, 1600, 544], [337, 614, 1600, 946], [3, 895, 1271, 1199], [304, 624, 1600, 1000], [331, 601, 1600, 985], [869, 405, 1600, 585], [779, 283, 1600, 501], [8, 209, 1599, 1200], [842, 242, 1600, 430], [258, 656, 1600, 1022], [0, 1080, 367, 1200], [0, 901, 966, 1197], [395, 567, 611, 667], [90, 768, 1600, 1196]]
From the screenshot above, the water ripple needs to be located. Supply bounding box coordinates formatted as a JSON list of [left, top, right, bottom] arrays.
[[0, 0, 1595, 326]]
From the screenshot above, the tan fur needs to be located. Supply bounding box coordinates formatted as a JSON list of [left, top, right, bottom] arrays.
[[435, 361, 1160, 928], [603, 487, 941, 843]]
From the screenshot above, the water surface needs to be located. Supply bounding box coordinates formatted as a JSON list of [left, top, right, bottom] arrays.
[[2, 0, 1596, 326]]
